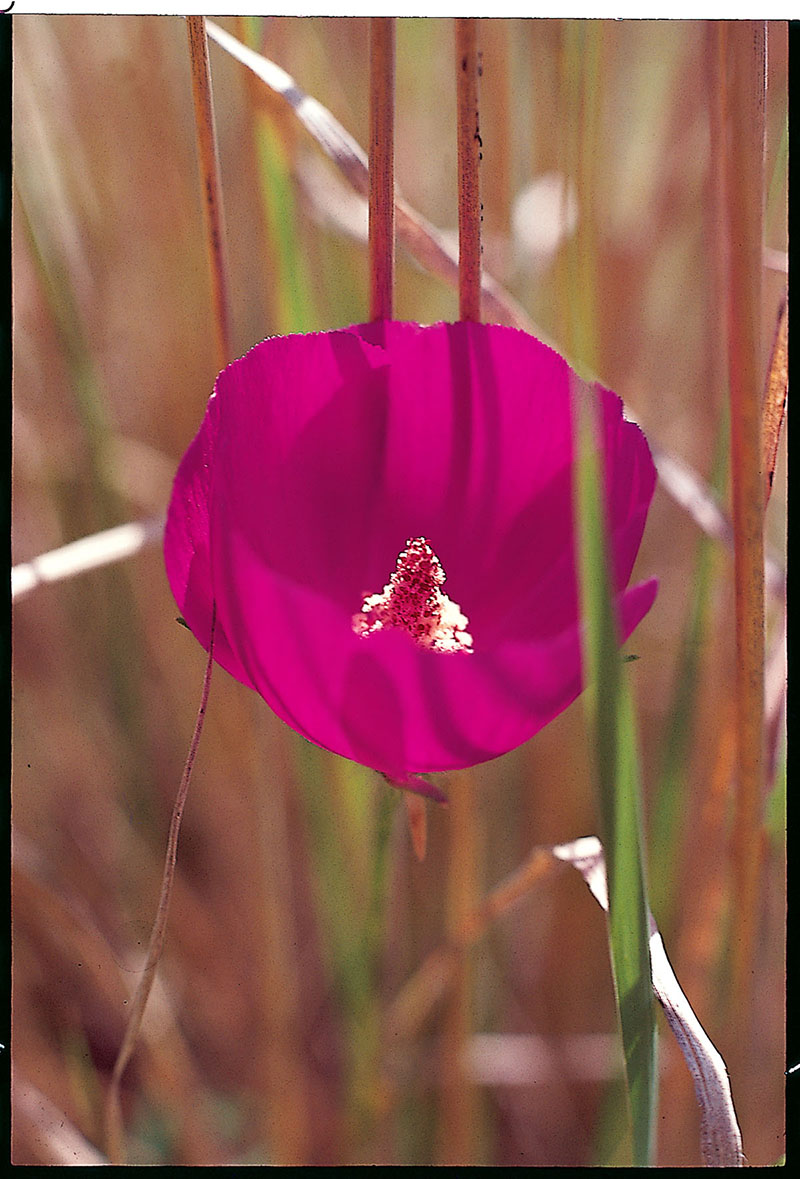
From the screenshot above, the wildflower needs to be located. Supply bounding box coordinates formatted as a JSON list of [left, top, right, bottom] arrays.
[[165, 321, 656, 796]]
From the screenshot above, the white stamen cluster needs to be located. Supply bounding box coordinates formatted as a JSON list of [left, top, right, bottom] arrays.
[[352, 537, 473, 654]]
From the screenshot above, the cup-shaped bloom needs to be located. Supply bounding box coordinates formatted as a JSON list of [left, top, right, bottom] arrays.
[[165, 321, 656, 796]]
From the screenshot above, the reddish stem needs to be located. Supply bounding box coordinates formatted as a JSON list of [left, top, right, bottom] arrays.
[[104, 612, 216, 1163], [369, 17, 396, 321], [456, 18, 482, 322]]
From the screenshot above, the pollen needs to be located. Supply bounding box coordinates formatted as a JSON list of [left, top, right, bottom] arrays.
[[353, 537, 474, 654]]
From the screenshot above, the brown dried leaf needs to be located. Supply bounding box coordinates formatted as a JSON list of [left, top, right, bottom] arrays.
[[762, 296, 788, 507]]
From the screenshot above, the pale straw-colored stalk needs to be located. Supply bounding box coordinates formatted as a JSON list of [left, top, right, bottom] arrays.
[[186, 15, 232, 371]]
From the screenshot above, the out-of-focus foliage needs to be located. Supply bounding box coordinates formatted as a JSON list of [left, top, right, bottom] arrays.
[[12, 16, 786, 1166]]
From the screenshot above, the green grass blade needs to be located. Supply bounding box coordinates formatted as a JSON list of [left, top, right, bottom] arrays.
[[766, 113, 788, 241], [254, 115, 317, 335], [575, 391, 657, 1166]]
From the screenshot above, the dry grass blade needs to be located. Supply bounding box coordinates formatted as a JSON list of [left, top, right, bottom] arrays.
[[203, 16, 781, 602], [186, 15, 232, 371], [762, 295, 787, 506], [14, 1076, 108, 1166], [650, 448, 784, 600], [369, 17, 395, 321], [390, 832, 744, 1165], [386, 846, 558, 1042], [9, 449, 784, 606], [551, 837, 745, 1168], [104, 613, 216, 1164], [12, 517, 165, 601], [204, 19, 535, 334]]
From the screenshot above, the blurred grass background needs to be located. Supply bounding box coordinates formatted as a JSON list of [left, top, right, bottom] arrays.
[[11, 16, 786, 1166]]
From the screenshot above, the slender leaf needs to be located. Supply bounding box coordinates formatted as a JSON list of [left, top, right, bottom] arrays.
[[574, 389, 656, 1166]]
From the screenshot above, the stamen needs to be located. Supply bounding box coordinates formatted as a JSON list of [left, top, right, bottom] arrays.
[[353, 537, 474, 654]]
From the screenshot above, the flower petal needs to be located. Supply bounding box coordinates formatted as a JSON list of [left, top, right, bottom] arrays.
[[166, 322, 658, 780], [164, 394, 254, 688]]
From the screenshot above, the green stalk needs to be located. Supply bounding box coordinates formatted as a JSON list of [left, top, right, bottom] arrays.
[[575, 392, 657, 1167]]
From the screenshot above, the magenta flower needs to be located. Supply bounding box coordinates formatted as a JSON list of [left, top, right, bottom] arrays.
[[165, 321, 656, 799]]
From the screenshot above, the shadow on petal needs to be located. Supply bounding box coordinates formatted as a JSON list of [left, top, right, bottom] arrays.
[[340, 647, 409, 781]]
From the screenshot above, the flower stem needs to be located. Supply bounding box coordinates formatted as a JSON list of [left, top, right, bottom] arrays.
[[720, 19, 766, 1017], [369, 17, 395, 321], [186, 15, 232, 371], [455, 17, 482, 322], [403, 792, 427, 861], [104, 612, 216, 1164]]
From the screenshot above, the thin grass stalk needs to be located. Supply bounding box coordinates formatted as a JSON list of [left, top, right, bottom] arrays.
[[234, 15, 284, 336], [235, 16, 317, 336], [369, 17, 395, 321], [719, 19, 766, 1014], [186, 15, 232, 371], [437, 771, 478, 1164], [559, 21, 600, 373], [104, 612, 216, 1164], [249, 711, 313, 1165], [385, 848, 559, 1046], [455, 18, 482, 322]]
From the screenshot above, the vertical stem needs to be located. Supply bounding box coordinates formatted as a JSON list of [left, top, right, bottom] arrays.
[[105, 613, 217, 1164], [369, 17, 395, 321], [403, 792, 427, 862], [720, 20, 766, 1012], [437, 772, 478, 1164], [186, 15, 232, 371], [561, 21, 600, 373], [455, 17, 482, 322], [250, 711, 313, 1164]]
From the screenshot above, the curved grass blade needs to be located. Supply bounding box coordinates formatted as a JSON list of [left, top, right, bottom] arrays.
[[552, 837, 745, 1167]]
